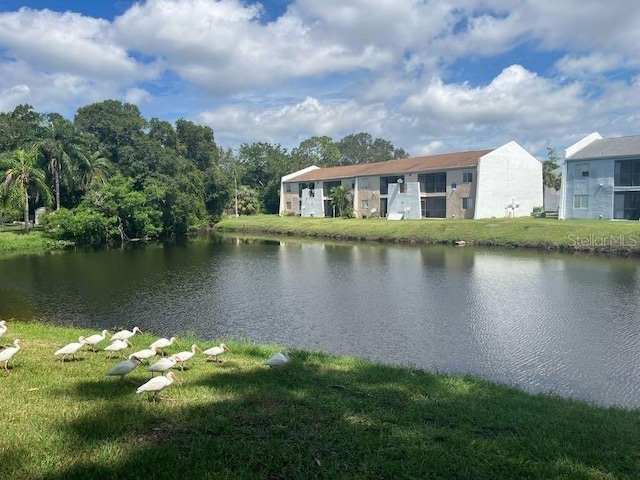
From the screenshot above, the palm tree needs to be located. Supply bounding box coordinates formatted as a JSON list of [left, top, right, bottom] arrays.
[[77, 150, 114, 192], [2, 148, 53, 229], [329, 185, 353, 218], [35, 115, 79, 210]]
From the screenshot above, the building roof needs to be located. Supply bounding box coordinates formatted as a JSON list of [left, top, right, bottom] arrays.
[[567, 134, 640, 160], [286, 149, 493, 182]]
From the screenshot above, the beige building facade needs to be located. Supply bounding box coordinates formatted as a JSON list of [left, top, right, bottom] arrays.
[[280, 141, 542, 219]]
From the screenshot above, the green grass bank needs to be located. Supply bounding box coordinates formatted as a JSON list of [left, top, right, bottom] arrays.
[[1, 320, 638, 479], [215, 215, 640, 255], [0, 230, 71, 257]]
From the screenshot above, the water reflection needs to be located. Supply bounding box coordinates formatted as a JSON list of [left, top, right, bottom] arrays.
[[0, 235, 639, 408]]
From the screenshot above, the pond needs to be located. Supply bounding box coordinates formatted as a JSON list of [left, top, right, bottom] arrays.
[[1, 234, 639, 409]]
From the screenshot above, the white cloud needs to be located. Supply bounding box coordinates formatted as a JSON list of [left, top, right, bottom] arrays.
[[0, 84, 31, 112], [403, 65, 585, 133], [198, 96, 390, 147], [0, 60, 116, 116], [125, 87, 151, 105], [114, 0, 397, 93], [0, 8, 150, 80], [556, 53, 628, 78], [1, 0, 640, 157]]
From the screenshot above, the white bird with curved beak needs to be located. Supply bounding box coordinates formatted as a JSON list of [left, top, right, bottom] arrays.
[[0, 320, 8, 338], [170, 344, 201, 371], [147, 356, 177, 376], [54, 336, 87, 361], [136, 371, 181, 400], [149, 336, 179, 356], [0, 320, 9, 349], [131, 346, 159, 363], [104, 338, 132, 358], [263, 350, 292, 369], [203, 343, 230, 363], [0, 339, 23, 372], [111, 326, 143, 341], [84, 330, 110, 352], [106, 354, 142, 379]]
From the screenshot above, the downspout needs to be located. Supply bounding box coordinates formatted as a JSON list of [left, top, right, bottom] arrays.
[[353, 177, 359, 218], [558, 161, 567, 219]]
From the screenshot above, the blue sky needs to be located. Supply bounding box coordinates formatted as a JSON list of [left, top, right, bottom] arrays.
[[0, 0, 639, 159]]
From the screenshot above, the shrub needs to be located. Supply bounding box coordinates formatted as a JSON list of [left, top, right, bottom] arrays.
[[43, 207, 115, 247]]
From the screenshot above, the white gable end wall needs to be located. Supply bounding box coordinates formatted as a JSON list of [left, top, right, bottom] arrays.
[[565, 132, 602, 159], [474, 141, 543, 219]]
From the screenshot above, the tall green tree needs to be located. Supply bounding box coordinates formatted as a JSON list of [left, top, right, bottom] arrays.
[[74, 100, 146, 164], [85, 174, 162, 242], [238, 142, 294, 213], [292, 136, 340, 168], [543, 147, 562, 191], [337, 132, 409, 165], [1, 148, 53, 228], [148, 118, 178, 149], [204, 163, 233, 220], [0, 104, 43, 153], [35, 114, 83, 211], [77, 150, 114, 193], [176, 119, 218, 171]]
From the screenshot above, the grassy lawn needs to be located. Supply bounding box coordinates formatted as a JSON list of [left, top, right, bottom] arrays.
[[215, 215, 640, 255], [0, 230, 71, 257], [0, 321, 638, 479]]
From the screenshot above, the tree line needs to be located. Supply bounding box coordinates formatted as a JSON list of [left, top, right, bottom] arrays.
[[0, 101, 409, 246]]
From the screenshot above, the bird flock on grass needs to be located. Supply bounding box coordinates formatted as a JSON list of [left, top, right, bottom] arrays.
[[0, 320, 292, 401]]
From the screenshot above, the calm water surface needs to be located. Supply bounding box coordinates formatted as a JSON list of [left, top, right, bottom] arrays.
[[1, 234, 639, 409]]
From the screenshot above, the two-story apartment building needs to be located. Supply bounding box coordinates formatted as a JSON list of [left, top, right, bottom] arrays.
[[279, 141, 542, 219], [559, 133, 640, 220]]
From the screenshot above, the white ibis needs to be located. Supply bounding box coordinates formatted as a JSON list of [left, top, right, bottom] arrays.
[[106, 354, 142, 379], [84, 330, 110, 352], [0, 320, 7, 338], [136, 371, 181, 400], [263, 351, 291, 369], [0, 339, 23, 372], [111, 326, 143, 341], [131, 346, 159, 363], [171, 344, 201, 371], [203, 343, 230, 363], [149, 336, 179, 356], [54, 336, 87, 361], [147, 356, 177, 376], [104, 339, 132, 358]]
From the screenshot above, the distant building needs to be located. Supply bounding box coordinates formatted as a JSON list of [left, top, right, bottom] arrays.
[[280, 141, 543, 219], [559, 132, 640, 220]]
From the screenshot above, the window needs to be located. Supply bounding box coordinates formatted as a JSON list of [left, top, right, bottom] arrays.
[[462, 171, 473, 183], [462, 197, 473, 209], [575, 163, 589, 178], [360, 177, 369, 189], [298, 182, 313, 197], [573, 195, 589, 209], [418, 172, 446, 193], [324, 181, 342, 196], [285, 184, 292, 193], [361, 200, 369, 209], [380, 176, 405, 194], [615, 159, 640, 186], [286, 201, 291, 210]]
